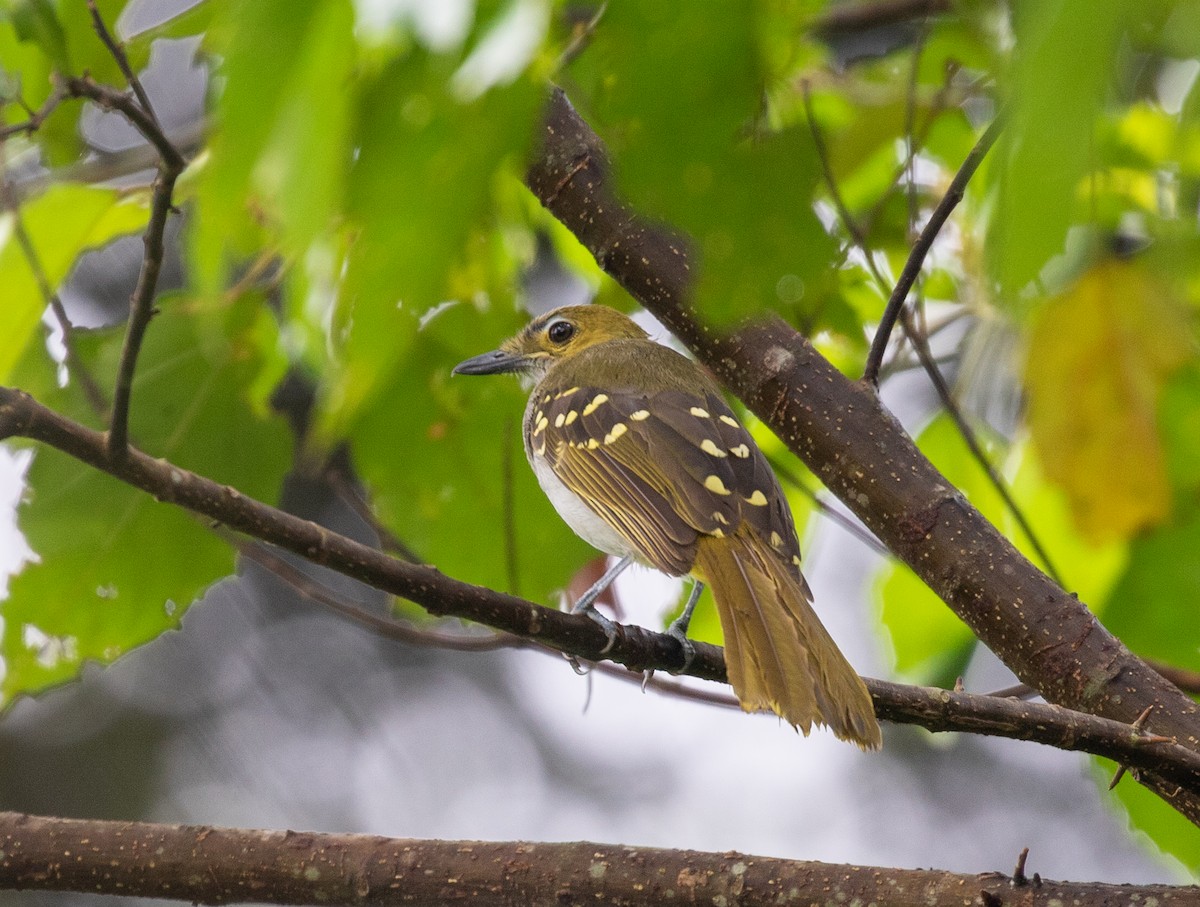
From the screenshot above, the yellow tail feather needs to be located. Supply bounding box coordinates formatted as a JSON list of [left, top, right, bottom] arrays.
[[694, 528, 882, 750]]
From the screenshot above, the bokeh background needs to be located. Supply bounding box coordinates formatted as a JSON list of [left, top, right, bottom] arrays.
[[3, 2, 1198, 903]]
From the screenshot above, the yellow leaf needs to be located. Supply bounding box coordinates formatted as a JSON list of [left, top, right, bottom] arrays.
[[1026, 261, 1190, 542]]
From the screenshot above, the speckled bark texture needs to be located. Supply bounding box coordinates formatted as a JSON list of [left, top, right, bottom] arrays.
[[526, 88, 1200, 823], [1, 812, 1196, 906]]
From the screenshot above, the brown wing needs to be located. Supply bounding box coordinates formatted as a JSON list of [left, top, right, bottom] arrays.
[[530, 382, 803, 579]]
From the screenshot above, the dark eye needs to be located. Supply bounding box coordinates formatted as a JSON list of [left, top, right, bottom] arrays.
[[547, 320, 575, 344]]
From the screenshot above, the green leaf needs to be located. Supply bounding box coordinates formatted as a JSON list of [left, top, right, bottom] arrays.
[[876, 559, 976, 684], [989, 0, 1124, 293], [319, 51, 540, 438], [192, 0, 333, 286], [0, 183, 149, 385], [1103, 508, 1200, 673], [573, 3, 838, 327], [1159, 363, 1200, 503], [1, 299, 289, 702], [7, 0, 67, 69], [56, 0, 127, 88], [1093, 756, 1200, 878], [349, 301, 593, 606]]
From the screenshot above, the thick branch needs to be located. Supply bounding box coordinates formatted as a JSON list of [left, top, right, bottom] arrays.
[[1, 812, 1195, 906], [3, 385, 1200, 789], [525, 88, 1200, 822]]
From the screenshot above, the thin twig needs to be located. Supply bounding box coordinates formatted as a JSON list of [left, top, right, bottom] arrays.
[[86, 0, 160, 127], [62, 77, 183, 171], [324, 465, 423, 563], [556, 2, 607, 71], [0, 83, 67, 141], [0, 162, 108, 417], [61, 75, 185, 460], [862, 112, 1004, 386], [239, 541, 514, 652], [801, 101, 1057, 580]]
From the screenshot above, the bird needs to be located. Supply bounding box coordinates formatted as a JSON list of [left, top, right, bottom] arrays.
[[453, 304, 881, 749]]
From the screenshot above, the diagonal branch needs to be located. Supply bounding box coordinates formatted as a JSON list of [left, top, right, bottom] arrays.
[[4, 811, 1197, 906], [524, 87, 1200, 824]]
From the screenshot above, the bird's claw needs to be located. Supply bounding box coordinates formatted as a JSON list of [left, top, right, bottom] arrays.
[[572, 601, 620, 655], [666, 618, 696, 674]]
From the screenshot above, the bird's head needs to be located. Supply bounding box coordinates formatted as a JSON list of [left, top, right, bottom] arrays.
[[453, 305, 649, 383]]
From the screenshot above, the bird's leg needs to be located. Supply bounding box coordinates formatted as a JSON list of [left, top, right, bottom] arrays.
[[665, 580, 703, 673], [569, 554, 632, 654]]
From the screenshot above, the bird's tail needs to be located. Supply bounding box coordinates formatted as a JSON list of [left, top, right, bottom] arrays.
[[693, 527, 881, 749]]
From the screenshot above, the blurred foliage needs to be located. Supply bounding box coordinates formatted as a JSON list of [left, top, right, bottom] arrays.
[[1, 0, 1200, 874]]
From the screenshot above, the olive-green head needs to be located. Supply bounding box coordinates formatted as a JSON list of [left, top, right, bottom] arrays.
[[452, 305, 649, 382]]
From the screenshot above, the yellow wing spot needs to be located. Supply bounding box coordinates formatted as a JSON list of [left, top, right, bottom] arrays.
[[792, 555, 803, 568], [604, 423, 628, 445], [583, 393, 610, 416], [729, 444, 750, 458], [712, 511, 729, 525], [770, 531, 784, 549], [704, 475, 732, 495], [543, 394, 552, 403], [690, 406, 710, 418], [719, 414, 740, 427], [535, 439, 546, 457], [554, 413, 566, 428], [556, 386, 580, 399], [710, 528, 726, 539], [745, 490, 769, 506], [533, 415, 549, 436], [630, 409, 651, 421], [564, 410, 578, 426], [586, 437, 601, 450], [700, 439, 728, 458]]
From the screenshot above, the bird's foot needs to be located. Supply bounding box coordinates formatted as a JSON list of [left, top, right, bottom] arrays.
[[664, 580, 703, 673], [665, 616, 696, 674], [571, 599, 621, 655]]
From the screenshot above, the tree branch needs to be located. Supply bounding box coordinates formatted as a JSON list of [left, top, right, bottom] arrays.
[[3, 384, 1198, 786], [524, 88, 1200, 823], [2, 812, 1196, 906]]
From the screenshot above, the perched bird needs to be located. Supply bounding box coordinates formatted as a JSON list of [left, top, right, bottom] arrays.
[[454, 305, 881, 749]]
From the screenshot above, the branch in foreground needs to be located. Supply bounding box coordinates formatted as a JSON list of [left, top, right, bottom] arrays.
[[2, 812, 1196, 906], [4, 385, 1199, 788], [525, 88, 1200, 823]]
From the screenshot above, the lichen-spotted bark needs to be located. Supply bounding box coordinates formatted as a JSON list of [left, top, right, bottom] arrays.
[[2, 812, 1197, 905]]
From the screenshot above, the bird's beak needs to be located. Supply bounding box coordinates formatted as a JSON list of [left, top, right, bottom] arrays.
[[452, 348, 530, 376]]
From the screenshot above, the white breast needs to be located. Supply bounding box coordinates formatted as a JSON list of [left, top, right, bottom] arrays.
[[531, 454, 637, 559]]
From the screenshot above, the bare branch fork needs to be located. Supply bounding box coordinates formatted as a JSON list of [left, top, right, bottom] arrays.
[[861, 111, 1005, 385], [57, 67, 185, 460], [3, 812, 1197, 906]]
